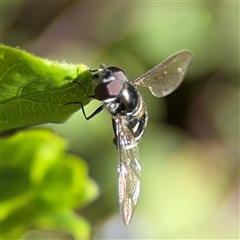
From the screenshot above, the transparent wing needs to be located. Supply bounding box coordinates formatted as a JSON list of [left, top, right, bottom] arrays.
[[133, 50, 193, 98], [114, 117, 141, 225]]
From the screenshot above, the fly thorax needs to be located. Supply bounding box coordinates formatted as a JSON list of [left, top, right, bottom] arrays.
[[117, 83, 139, 113]]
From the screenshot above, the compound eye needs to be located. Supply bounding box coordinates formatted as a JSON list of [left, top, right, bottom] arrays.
[[95, 79, 123, 101], [94, 66, 127, 101], [108, 66, 127, 82]]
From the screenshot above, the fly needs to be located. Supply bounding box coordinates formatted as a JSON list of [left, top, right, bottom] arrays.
[[70, 50, 193, 225]]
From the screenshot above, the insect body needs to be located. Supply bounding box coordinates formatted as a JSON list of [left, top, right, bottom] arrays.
[[93, 65, 148, 225], [78, 51, 193, 225]]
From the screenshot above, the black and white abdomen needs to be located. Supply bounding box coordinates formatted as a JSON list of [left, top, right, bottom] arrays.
[[127, 97, 148, 142], [107, 81, 148, 143]]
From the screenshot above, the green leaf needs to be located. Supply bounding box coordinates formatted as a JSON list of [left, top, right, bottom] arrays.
[[1, 129, 99, 239], [0, 44, 93, 133]]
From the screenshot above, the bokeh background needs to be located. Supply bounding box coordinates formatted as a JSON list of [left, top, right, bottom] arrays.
[[2, 1, 239, 239]]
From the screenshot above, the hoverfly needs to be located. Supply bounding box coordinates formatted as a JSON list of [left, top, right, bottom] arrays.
[[71, 51, 193, 225]]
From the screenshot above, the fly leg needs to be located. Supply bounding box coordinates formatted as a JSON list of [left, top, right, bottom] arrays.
[[111, 118, 118, 147], [65, 76, 103, 120], [65, 100, 104, 121]]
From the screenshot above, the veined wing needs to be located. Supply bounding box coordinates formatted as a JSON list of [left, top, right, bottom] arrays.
[[114, 116, 141, 226], [133, 51, 193, 98]]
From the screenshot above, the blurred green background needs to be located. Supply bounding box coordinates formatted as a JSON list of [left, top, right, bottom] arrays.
[[2, 1, 239, 239]]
